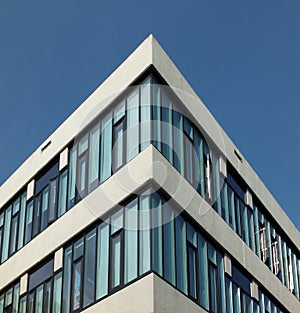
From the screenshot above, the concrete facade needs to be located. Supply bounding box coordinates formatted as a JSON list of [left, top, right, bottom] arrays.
[[0, 35, 299, 313]]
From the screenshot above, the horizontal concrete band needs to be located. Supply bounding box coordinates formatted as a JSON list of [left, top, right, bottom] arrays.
[[0, 35, 298, 251], [0, 146, 298, 312]]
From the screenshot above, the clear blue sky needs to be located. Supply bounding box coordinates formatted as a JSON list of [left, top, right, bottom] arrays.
[[0, 1, 299, 230]]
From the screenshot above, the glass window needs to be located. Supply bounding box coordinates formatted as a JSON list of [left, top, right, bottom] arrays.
[[0, 294, 4, 313], [126, 88, 139, 161], [96, 221, 109, 299], [27, 292, 34, 313], [113, 100, 125, 124], [188, 243, 197, 299], [163, 201, 176, 286], [77, 153, 88, 200], [24, 201, 34, 245], [228, 186, 236, 231], [62, 246, 72, 313], [233, 283, 240, 313], [198, 233, 209, 310], [151, 192, 163, 276], [225, 277, 233, 313], [175, 215, 187, 294], [140, 78, 151, 150], [12, 284, 19, 313], [43, 280, 52, 313], [9, 213, 19, 256], [17, 192, 27, 250], [83, 229, 96, 307], [35, 285, 43, 313], [73, 238, 84, 261], [173, 110, 184, 175], [48, 179, 58, 223], [40, 187, 49, 231], [88, 123, 100, 191], [194, 131, 205, 196], [100, 112, 112, 183], [32, 195, 41, 237], [209, 262, 218, 313], [248, 208, 255, 252], [2, 206, 12, 262], [152, 84, 161, 151], [78, 134, 88, 155], [161, 90, 173, 163], [241, 203, 249, 245], [111, 209, 123, 235], [58, 170, 68, 217], [72, 260, 83, 311], [68, 146, 77, 209], [19, 296, 26, 313], [112, 117, 125, 172], [124, 198, 138, 284], [111, 234, 122, 289], [53, 272, 62, 313], [140, 194, 150, 275]]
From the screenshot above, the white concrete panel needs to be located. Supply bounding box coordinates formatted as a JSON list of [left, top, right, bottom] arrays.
[[26, 180, 35, 200], [59, 147, 69, 171], [20, 273, 28, 295], [82, 274, 154, 313], [54, 248, 63, 272]]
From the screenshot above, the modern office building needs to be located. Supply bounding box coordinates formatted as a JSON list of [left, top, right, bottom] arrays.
[[0, 35, 299, 313]]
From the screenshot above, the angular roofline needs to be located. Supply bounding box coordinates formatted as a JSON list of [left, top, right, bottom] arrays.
[[0, 34, 299, 247]]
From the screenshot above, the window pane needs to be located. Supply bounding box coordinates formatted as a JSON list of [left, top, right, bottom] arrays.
[[35, 285, 43, 313], [43, 280, 52, 313], [48, 179, 58, 223], [19, 296, 27, 313], [17, 192, 26, 249], [163, 202, 175, 285], [40, 187, 49, 231], [83, 229, 96, 307], [73, 237, 84, 260], [88, 124, 100, 189], [12, 283, 19, 313], [225, 277, 233, 313], [248, 209, 255, 252], [175, 215, 187, 294], [194, 132, 204, 196], [228, 186, 236, 231], [32, 195, 41, 237], [151, 192, 163, 276], [68, 146, 77, 209], [77, 154, 87, 199], [78, 134, 88, 155], [24, 201, 33, 245], [173, 110, 184, 175], [152, 84, 161, 151], [58, 171, 68, 217], [209, 263, 217, 313], [111, 209, 123, 235], [140, 78, 151, 150], [96, 221, 109, 299], [126, 88, 139, 161], [2, 206, 12, 262], [161, 90, 173, 163], [62, 246, 72, 313], [72, 261, 83, 310], [100, 113, 112, 183], [53, 272, 62, 313], [9, 214, 19, 256], [111, 234, 121, 288], [198, 234, 209, 310], [184, 137, 193, 185], [0, 294, 4, 313], [124, 198, 138, 284], [112, 119, 125, 172], [140, 194, 150, 275], [188, 245, 197, 299], [27, 292, 34, 313]]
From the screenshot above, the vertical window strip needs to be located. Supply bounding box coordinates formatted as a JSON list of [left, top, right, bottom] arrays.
[[140, 78, 151, 151]]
